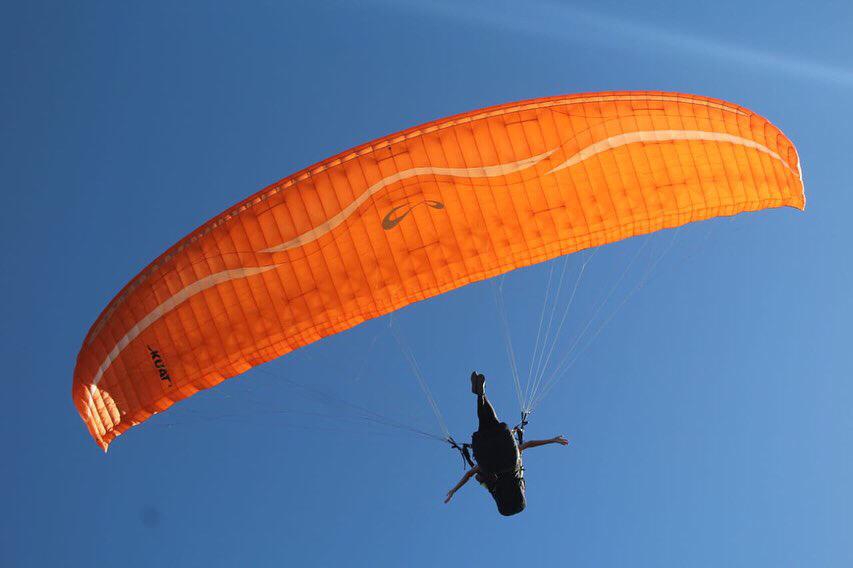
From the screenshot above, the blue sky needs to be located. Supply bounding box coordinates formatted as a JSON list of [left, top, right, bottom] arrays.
[[3, 1, 851, 566]]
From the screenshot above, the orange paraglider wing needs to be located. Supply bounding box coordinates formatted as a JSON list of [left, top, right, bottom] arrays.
[[73, 91, 804, 450]]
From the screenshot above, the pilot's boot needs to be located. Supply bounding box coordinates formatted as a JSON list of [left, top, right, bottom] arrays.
[[470, 372, 486, 396]]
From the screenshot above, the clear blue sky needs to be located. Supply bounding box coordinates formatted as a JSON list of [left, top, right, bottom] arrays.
[[3, 1, 851, 566]]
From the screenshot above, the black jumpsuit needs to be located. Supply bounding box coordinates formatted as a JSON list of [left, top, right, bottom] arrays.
[[471, 394, 526, 516]]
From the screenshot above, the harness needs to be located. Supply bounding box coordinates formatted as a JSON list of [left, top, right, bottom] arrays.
[[447, 411, 530, 472]]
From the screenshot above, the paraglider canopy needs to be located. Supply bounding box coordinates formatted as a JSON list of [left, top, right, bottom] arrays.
[[72, 91, 804, 450]]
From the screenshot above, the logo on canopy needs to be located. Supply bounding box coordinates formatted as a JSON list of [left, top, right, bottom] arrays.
[[382, 200, 445, 230]]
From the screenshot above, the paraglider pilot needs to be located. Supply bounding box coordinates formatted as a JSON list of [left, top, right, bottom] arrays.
[[444, 372, 569, 515]]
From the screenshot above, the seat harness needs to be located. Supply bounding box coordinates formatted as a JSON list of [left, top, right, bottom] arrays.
[[448, 411, 529, 471]]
